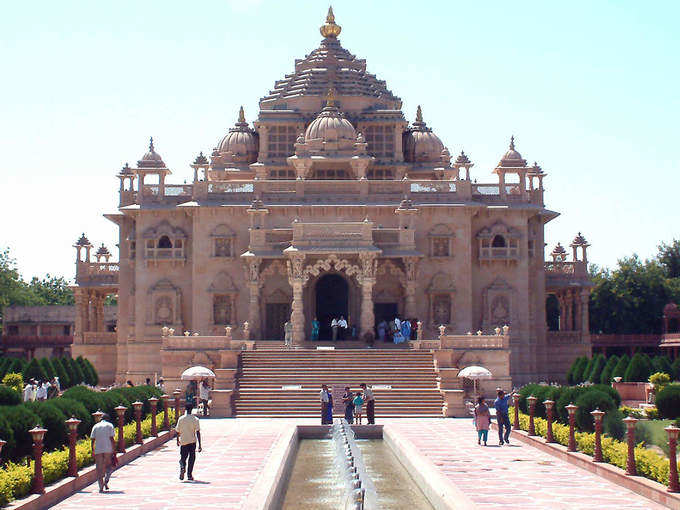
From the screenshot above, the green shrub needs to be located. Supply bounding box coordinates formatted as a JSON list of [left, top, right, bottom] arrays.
[[22, 358, 47, 382], [61, 386, 106, 414], [567, 356, 585, 385], [0, 405, 41, 460], [646, 406, 659, 420], [581, 357, 595, 383], [589, 384, 622, 408], [0, 358, 10, 379], [652, 356, 673, 377], [570, 357, 588, 384], [50, 397, 92, 437], [656, 383, 680, 419], [0, 385, 21, 406], [672, 358, 680, 382], [39, 358, 56, 379], [50, 357, 71, 389], [2, 373, 24, 393], [82, 358, 99, 386], [603, 408, 625, 440], [599, 355, 619, 384], [612, 354, 630, 380], [625, 353, 652, 382], [0, 414, 15, 462], [518, 384, 543, 414], [69, 358, 86, 385], [650, 372, 671, 394], [587, 354, 607, 383], [574, 390, 615, 432], [23, 402, 68, 452]]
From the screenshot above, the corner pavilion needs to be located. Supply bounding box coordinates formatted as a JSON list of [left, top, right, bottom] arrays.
[[71, 9, 592, 391]]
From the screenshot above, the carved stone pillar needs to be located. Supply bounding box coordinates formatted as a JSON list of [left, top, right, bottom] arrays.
[[74, 289, 85, 342], [244, 258, 261, 339], [287, 253, 306, 346], [359, 253, 377, 338], [580, 290, 590, 336], [403, 257, 419, 318], [95, 293, 105, 332]]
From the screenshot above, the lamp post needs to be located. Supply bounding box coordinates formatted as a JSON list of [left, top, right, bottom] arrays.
[[149, 397, 159, 437], [161, 394, 170, 430], [512, 393, 520, 429], [65, 417, 81, 477], [544, 400, 555, 443], [132, 401, 143, 445], [114, 405, 127, 453], [527, 396, 537, 436], [666, 426, 680, 492], [590, 409, 605, 462], [623, 416, 638, 476], [566, 404, 578, 452], [29, 426, 47, 494], [0, 439, 5, 457]]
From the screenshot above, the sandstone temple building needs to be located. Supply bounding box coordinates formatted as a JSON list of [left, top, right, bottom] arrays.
[[70, 9, 592, 413]]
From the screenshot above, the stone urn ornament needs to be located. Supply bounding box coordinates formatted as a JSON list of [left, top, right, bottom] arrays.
[[494, 326, 501, 336], [502, 324, 510, 335], [225, 326, 233, 340], [184, 331, 190, 336], [476, 330, 482, 336], [168, 328, 175, 336], [438, 325, 446, 336], [161, 326, 169, 337]]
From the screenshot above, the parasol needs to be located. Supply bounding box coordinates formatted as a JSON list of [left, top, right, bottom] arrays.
[[181, 366, 216, 380]]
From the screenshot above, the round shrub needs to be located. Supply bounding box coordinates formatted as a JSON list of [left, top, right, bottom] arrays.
[[574, 390, 615, 432], [61, 386, 106, 414], [82, 358, 99, 386], [0, 413, 15, 462], [567, 356, 585, 385], [603, 408, 625, 440], [599, 355, 619, 385], [7, 358, 26, 376], [0, 405, 41, 461], [652, 355, 673, 377], [22, 358, 47, 383], [581, 358, 594, 384], [624, 353, 652, 382], [0, 386, 21, 406], [555, 386, 586, 423], [672, 358, 680, 382], [39, 358, 56, 379], [23, 402, 68, 452], [1, 373, 24, 394], [518, 384, 543, 414], [587, 354, 606, 383], [589, 384, 621, 408], [612, 354, 630, 380], [50, 397, 92, 438], [656, 383, 680, 419]]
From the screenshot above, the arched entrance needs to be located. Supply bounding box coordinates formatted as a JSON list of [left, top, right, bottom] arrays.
[[315, 273, 349, 340]]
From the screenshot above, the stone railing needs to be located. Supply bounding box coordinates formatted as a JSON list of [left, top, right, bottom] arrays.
[[440, 334, 510, 349], [76, 262, 119, 285], [1, 335, 73, 348], [82, 332, 117, 345], [479, 246, 520, 261], [546, 331, 583, 344]]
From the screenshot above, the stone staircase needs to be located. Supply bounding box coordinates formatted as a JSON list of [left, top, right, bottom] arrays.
[[233, 349, 445, 417]]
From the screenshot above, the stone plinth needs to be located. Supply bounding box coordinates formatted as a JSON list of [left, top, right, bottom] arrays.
[[210, 389, 234, 417], [442, 389, 466, 417]]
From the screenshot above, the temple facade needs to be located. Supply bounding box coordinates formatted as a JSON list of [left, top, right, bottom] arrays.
[[71, 9, 592, 387]]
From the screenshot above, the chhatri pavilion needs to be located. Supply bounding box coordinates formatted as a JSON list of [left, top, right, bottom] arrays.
[[71, 8, 592, 402]]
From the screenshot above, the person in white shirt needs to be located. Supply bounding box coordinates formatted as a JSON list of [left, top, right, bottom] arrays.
[[36, 382, 47, 401], [320, 384, 331, 424], [361, 383, 376, 424], [29, 382, 37, 402], [175, 404, 202, 481], [337, 316, 348, 340], [331, 318, 339, 341], [90, 413, 116, 492], [23, 384, 32, 402], [199, 380, 211, 417], [52, 377, 61, 393]]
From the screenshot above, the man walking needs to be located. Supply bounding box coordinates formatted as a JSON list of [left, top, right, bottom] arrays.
[[494, 389, 513, 445], [175, 404, 202, 481], [199, 380, 210, 417], [361, 383, 376, 424], [90, 413, 116, 492], [320, 384, 330, 424]]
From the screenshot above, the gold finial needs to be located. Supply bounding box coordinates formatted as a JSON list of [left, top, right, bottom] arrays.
[[320, 6, 342, 38], [326, 88, 336, 107], [238, 106, 245, 123], [415, 105, 423, 123]]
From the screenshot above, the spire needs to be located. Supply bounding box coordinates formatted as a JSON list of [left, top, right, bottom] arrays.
[[509, 135, 515, 150], [149, 136, 155, 152], [238, 106, 245, 123], [416, 105, 423, 123], [325, 87, 336, 107], [320, 6, 342, 38]]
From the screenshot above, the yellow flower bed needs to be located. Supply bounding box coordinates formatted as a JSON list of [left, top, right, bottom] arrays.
[[517, 411, 670, 485], [0, 410, 174, 506]]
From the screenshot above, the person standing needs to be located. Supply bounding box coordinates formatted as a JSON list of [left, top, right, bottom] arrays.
[[320, 385, 330, 424], [342, 387, 354, 424], [175, 404, 202, 481], [400, 319, 411, 343], [474, 397, 491, 446], [361, 383, 375, 424], [338, 316, 348, 340], [36, 381, 47, 401], [353, 391, 364, 425], [283, 320, 293, 348], [331, 318, 339, 341], [311, 317, 320, 341], [90, 413, 116, 492], [199, 380, 210, 417], [377, 320, 387, 342], [185, 381, 197, 408], [494, 389, 513, 445], [23, 382, 32, 402]]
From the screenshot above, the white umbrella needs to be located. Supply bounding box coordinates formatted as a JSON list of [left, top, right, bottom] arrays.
[[458, 365, 492, 398], [181, 366, 216, 380]]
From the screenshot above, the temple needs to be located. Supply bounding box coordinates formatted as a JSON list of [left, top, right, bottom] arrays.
[[71, 8, 592, 403]]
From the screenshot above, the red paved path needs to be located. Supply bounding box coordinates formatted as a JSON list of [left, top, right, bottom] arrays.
[[385, 419, 666, 509]]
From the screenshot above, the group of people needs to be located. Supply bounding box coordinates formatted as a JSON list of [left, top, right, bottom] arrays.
[[377, 316, 417, 344], [472, 388, 515, 446], [22, 377, 60, 402], [320, 383, 375, 425], [183, 379, 212, 417]]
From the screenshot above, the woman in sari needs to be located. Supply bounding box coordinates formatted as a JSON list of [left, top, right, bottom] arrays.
[[311, 317, 320, 341], [401, 319, 411, 342]]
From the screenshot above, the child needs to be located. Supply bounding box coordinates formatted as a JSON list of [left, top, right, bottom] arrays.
[[353, 392, 365, 425], [474, 396, 491, 446]]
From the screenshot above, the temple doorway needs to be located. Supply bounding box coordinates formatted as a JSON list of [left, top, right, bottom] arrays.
[[265, 303, 290, 340], [374, 303, 398, 325], [315, 273, 349, 340]]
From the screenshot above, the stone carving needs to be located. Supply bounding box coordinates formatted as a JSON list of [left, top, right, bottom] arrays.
[[155, 297, 173, 325], [403, 257, 419, 281], [432, 294, 451, 325], [358, 252, 377, 280], [259, 259, 287, 286], [245, 259, 261, 284], [300, 254, 360, 284], [491, 296, 510, 323], [376, 260, 405, 283], [482, 277, 515, 328], [286, 254, 306, 281]]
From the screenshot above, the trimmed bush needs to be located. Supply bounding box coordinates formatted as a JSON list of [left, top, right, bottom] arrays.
[[599, 355, 619, 385], [587, 354, 606, 383], [574, 389, 615, 432], [656, 383, 680, 419], [2, 372, 24, 393], [38, 358, 56, 380], [603, 408, 625, 440], [0, 405, 41, 460], [518, 384, 543, 414], [612, 354, 630, 380], [61, 386, 106, 414], [625, 353, 652, 382], [589, 384, 621, 408], [652, 356, 673, 378], [0, 385, 21, 406], [68, 358, 86, 385], [22, 358, 47, 382], [82, 358, 99, 386], [567, 356, 585, 385], [581, 357, 594, 384], [23, 402, 68, 452], [51, 357, 71, 389], [0, 413, 15, 462], [672, 358, 680, 382], [50, 397, 92, 437]]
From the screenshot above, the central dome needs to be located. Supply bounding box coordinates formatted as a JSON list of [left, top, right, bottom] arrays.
[[305, 91, 356, 143]]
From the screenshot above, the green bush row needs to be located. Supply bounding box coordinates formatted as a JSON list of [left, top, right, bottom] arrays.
[[0, 385, 163, 463], [0, 409, 175, 507], [567, 353, 677, 384], [515, 410, 670, 487], [0, 356, 98, 390]]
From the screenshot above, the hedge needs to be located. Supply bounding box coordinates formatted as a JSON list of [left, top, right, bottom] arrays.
[[612, 354, 631, 380], [656, 383, 680, 419], [0, 387, 20, 407], [0, 409, 175, 506], [587, 354, 607, 383], [515, 410, 670, 486], [625, 353, 653, 382], [599, 355, 619, 385]]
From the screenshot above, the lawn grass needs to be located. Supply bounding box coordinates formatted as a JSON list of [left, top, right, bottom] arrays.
[[636, 419, 674, 456]]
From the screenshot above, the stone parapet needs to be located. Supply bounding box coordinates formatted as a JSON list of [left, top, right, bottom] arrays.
[[210, 389, 234, 417]]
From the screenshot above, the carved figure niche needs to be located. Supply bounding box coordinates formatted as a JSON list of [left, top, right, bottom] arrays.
[[426, 272, 455, 326]]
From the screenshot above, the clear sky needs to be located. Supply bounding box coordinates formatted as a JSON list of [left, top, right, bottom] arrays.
[[1, 0, 678, 282]]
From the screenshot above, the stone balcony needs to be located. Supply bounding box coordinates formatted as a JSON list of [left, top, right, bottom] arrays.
[[75, 261, 119, 287]]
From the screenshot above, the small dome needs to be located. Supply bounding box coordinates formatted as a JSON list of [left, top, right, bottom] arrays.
[[75, 233, 91, 247], [571, 232, 589, 247], [551, 242, 567, 256], [120, 163, 133, 175], [403, 106, 444, 163], [216, 107, 259, 163], [305, 91, 356, 143], [498, 136, 527, 167], [193, 152, 209, 165], [138, 137, 165, 168], [96, 244, 111, 257], [455, 150, 471, 166]]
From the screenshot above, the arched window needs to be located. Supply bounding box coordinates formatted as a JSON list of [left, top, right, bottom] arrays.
[[158, 236, 172, 249], [492, 235, 506, 248]]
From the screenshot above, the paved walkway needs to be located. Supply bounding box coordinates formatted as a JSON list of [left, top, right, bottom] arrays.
[[384, 419, 666, 509], [53, 418, 297, 510]]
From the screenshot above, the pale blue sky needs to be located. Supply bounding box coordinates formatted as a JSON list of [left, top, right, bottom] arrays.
[[1, 0, 678, 281]]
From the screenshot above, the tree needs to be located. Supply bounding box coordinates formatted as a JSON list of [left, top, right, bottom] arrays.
[[587, 354, 607, 383], [600, 355, 619, 384], [624, 353, 652, 382], [612, 354, 630, 380], [76, 356, 95, 386], [68, 357, 85, 385], [26, 275, 74, 306], [567, 356, 584, 385], [23, 357, 47, 382], [652, 355, 673, 377], [581, 357, 594, 384], [82, 358, 99, 386], [572, 357, 590, 384], [658, 239, 680, 279], [51, 357, 71, 388], [39, 357, 56, 379]]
